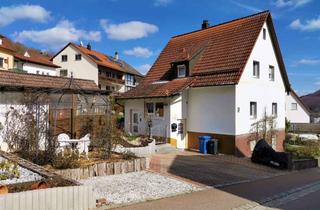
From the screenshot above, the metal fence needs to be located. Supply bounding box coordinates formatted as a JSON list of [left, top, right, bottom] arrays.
[[0, 185, 95, 210]]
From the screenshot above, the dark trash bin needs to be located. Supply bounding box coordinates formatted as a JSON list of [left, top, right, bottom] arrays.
[[251, 139, 292, 170], [207, 139, 219, 155], [198, 136, 211, 154]]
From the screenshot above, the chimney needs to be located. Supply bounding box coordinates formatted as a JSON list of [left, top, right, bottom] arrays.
[[201, 20, 209, 29], [87, 43, 91, 50], [115, 51, 119, 60]]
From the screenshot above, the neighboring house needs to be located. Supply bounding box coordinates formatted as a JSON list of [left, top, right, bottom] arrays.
[[300, 90, 320, 123], [52, 43, 143, 93], [285, 90, 310, 123], [0, 35, 59, 75], [0, 70, 103, 145], [117, 11, 291, 157]]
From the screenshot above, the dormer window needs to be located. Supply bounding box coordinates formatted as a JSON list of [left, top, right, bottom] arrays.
[[177, 65, 186, 78]]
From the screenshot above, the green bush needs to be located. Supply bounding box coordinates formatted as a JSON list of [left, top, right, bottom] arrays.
[[52, 150, 80, 169], [285, 143, 320, 159]]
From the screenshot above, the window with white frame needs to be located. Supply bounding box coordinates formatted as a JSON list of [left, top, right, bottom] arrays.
[[60, 69, 68, 77], [253, 61, 260, 78], [263, 28, 266, 40], [75, 54, 82, 61], [272, 103, 277, 117], [61, 55, 68, 62], [291, 103, 298, 110], [250, 102, 257, 118], [269, 65, 275, 81], [177, 65, 186, 78]]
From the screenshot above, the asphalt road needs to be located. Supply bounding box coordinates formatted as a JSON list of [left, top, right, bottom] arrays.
[[112, 168, 320, 210]]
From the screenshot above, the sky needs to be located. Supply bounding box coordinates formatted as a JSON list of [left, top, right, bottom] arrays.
[[0, 0, 319, 95]]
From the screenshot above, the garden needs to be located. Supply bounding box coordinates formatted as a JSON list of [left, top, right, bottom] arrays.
[[0, 88, 152, 194]]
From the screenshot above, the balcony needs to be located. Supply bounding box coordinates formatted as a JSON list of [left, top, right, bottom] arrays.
[[99, 74, 125, 84]]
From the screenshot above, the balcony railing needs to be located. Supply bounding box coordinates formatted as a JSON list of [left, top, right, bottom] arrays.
[[99, 74, 125, 84]]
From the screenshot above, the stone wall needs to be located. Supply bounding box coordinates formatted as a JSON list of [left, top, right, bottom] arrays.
[[56, 157, 150, 180]]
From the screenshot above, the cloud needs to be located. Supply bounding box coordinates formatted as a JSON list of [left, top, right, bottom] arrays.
[[230, 1, 262, 13], [154, 0, 173, 6], [273, 0, 312, 8], [124, 47, 153, 58], [100, 19, 158, 41], [136, 64, 152, 75], [297, 59, 320, 65], [0, 4, 50, 27], [290, 17, 320, 31], [14, 20, 101, 50]]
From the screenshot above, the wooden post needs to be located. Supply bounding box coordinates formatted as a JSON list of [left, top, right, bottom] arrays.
[[71, 94, 76, 139]]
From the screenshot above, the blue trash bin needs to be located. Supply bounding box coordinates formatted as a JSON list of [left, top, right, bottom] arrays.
[[198, 136, 212, 154]]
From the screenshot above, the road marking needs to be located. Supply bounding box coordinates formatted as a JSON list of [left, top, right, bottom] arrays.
[[232, 180, 320, 210]]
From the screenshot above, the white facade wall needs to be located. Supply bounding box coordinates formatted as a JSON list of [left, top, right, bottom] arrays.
[[124, 99, 145, 135], [124, 98, 170, 138], [0, 92, 49, 147], [53, 45, 98, 84], [236, 22, 286, 135], [188, 86, 236, 135], [22, 62, 57, 76], [285, 92, 310, 123]]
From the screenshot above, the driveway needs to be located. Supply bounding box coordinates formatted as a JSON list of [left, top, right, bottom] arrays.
[[149, 151, 289, 187]]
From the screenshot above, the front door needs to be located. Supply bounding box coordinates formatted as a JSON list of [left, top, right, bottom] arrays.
[[132, 112, 139, 134]]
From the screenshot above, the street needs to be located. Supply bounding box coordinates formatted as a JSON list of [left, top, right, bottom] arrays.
[[113, 168, 320, 210]]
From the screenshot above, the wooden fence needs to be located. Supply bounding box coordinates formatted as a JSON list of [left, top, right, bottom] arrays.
[[56, 157, 150, 180], [0, 185, 95, 210], [289, 123, 320, 134]]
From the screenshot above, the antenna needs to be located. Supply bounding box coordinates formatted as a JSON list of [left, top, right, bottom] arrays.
[[80, 41, 84, 46]]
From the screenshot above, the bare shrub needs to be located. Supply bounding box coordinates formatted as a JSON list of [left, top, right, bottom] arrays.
[[249, 111, 277, 145], [2, 92, 57, 165]]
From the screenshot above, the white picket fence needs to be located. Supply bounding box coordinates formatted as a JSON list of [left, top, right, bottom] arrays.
[[0, 185, 96, 210]]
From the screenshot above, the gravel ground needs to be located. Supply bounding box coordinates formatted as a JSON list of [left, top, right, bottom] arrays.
[[0, 157, 43, 185], [80, 171, 203, 204]]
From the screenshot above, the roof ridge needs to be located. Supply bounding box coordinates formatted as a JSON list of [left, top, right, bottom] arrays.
[[0, 69, 95, 83], [172, 10, 270, 39]]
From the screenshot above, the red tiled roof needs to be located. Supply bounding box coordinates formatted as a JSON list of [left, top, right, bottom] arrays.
[[0, 35, 59, 68], [52, 43, 143, 77], [14, 53, 60, 68], [119, 11, 291, 99], [0, 70, 100, 92], [118, 78, 193, 99], [0, 36, 16, 52]]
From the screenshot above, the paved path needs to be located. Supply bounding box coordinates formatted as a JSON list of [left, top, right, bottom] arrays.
[[113, 168, 320, 210]]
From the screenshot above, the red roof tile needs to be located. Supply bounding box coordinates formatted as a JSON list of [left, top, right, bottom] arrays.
[[118, 78, 193, 99], [52, 43, 143, 77], [0, 35, 59, 68], [119, 11, 291, 99], [0, 70, 99, 92]]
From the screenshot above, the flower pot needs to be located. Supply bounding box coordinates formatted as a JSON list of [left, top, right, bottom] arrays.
[[0, 185, 8, 195], [31, 181, 49, 190]]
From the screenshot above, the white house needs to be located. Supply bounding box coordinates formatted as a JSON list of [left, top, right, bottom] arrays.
[[52, 43, 143, 93], [286, 90, 310, 123], [0, 35, 59, 76], [117, 11, 291, 157]]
